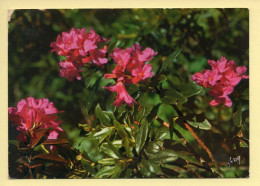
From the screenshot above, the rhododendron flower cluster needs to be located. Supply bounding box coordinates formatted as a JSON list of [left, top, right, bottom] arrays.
[[50, 27, 109, 81], [104, 43, 157, 107], [191, 56, 249, 107], [8, 97, 63, 142]]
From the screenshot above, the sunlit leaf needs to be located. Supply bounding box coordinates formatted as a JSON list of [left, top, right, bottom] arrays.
[[93, 127, 114, 144], [101, 140, 121, 159], [98, 158, 116, 166]]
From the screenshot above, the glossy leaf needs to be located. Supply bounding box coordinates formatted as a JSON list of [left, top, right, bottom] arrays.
[[33, 154, 70, 164], [95, 104, 112, 126], [98, 158, 116, 166], [149, 149, 178, 164], [93, 127, 114, 144], [94, 165, 121, 178], [101, 140, 121, 159], [154, 127, 169, 141], [139, 159, 161, 177], [42, 139, 69, 145], [135, 118, 149, 153], [30, 128, 50, 148], [146, 141, 161, 154]]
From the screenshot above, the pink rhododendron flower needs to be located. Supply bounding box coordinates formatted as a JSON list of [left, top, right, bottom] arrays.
[[51, 27, 110, 81], [83, 47, 108, 66], [8, 97, 63, 142], [191, 69, 222, 88], [131, 64, 154, 84], [104, 82, 137, 107], [103, 43, 157, 107], [191, 56, 249, 107], [59, 60, 84, 81]]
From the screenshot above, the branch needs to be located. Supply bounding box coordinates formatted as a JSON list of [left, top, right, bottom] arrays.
[[163, 121, 215, 163]]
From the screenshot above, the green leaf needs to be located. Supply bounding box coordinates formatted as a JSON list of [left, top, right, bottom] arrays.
[[139, 159, 161, 177], [85, 71, 94, 88], [95, 104, 112, 126], [79, 138, 104, 162], [93, 127, 114, 144], [138, 92, 148, 106], [154, 127, 169, 141], [94, 166, 121, 178], [8, 140, 19, 146], [180, 82, 203, 98], [135, 118, 149, 153], [98, 77, 115, 88], [113, 120, 128, 138], [98, 158, 116, 166], [107, 39, 121, 53], [85, 90, 96, 113], [175, 151, 200, 164], [159, 49, 182, 73], [88, 70, 103, 88], [162, 89, 187, 105], [101, 140, 121, 159], [139, 92, 162, 107], [146, 141, 161, 154], [157, 103, 177, 122], [146, 92, 162, 106], [186, 118, 212, 130], [187, 56, 207, 73], [149, 149, 178, 164], [151, 119, 161, 127], [122, 137, 132, 157], [81, 158, 96, 175], [233, 103, 242, 127], [105, 93, 116, 112], [149, 56, 162, 74], [174, 123, 195, 144]]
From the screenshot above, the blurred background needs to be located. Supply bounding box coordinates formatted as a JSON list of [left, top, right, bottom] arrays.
[[8, 9, 249, 177]]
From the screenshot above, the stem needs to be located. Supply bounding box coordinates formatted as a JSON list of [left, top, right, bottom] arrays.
[[162, 121, 215, 174], [163, 121, 215, 163], [183, 122, 216, 163], [163, 105, 217, 165]]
